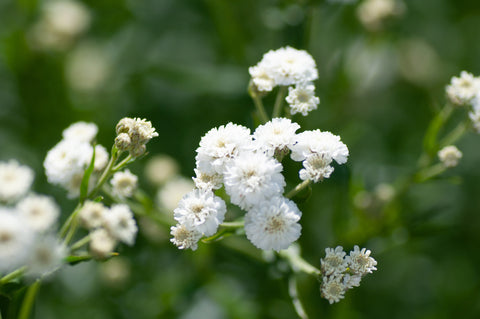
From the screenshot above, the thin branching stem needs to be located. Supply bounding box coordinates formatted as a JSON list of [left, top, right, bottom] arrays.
[[18, 280, 41, 319], [272, 86, 288, 118]]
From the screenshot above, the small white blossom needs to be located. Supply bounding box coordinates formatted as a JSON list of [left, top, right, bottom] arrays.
[[157, 177, 195, 212], [224, 152, 285, 210], [195, 123, 253, 174], [78, 201, 107, 229], [249, 64, 276, 92], [103, 204, 138, 246], [321, 275, 347, 304], [111, 169, 138, 198], [290, 130, 349, 165], [321, 246, 348, 276], [174, 189, 226, 237], [469, 110, 480, 133], [16, 194, 60, 232], [43, 0, 91, 37], [346, 245, 378, 275], [170, 224, 203, 251], [26, 236, 66, 279], [144, 155, 179, 186], [438, 145, 462, 168], [0, 160, 34, 203], [253, 118, 300, 157], [299, 153, 335, 182], [0, 210, 35, 272], [285, 83, 320, 116], [93, 144, 109, 172], [62, 121, 98, 143], [446, 71, 480, 106], [116, 117, 158, 147], [244, 196, 302, 251], [90, 228, 117, 259], [343, 274, 362, 289], [193, 168, 223, 191]]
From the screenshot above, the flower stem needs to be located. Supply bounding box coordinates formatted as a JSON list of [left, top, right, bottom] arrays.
[[70, 234, 91, 251], [286, 180, 312, 199], [220, 221, 244, 229], [59, 203, 81, 239], [273, 86, 288, 118], [88, 145, 119, 199], [288, 276, 309, 319], [279, 247, 321, 277], [248, 81, 270, 123], [439, 121, 468, 148], [0, 267, 26, 285], [112, 154, 133, 172], [414, 163, 447, 183], [18, 280, 41, 319]]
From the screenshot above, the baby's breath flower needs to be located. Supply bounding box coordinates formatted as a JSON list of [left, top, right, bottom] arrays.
[[320, 275, 347, 304], [78, 201, 107, 229], [299, 153, 335, 182], [290, 130, 349, 165], [321, 246, 348, 276], [0, 210, 34, 272], [285, 83, 320, 116], [244, 196, 302, 251], [103, 204, 138, 246], [16, 194, 60, 233], [446, 71, 480, 106], [89, 228, 117, 259], [253, 118, 300, 157], [346, 245, 378, 275], [438, 145, 462, 168], [170, 224, 202, 251], [26, 236, 66, 279], [193, 168, 223, 191], [62, 121, 98, 143], [249, 65, 276, 92], [157, 177, 195, 212], [0, 160, 34, 203], [111, 169, 138, 198]]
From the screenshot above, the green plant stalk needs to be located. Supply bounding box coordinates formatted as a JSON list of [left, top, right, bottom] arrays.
[[248, 81, 270, 123], [272, 86, 288, 118], [439, 121, 468, 148], [112, 154, 133, 172], [286, 180, 312, 199], [18, 280, 41, 319], [88, 145, 119, 199], [279, 248, 321, 277], [415, 163, 447, 183], [0, 267, 26, 286], [288, 276, 309, 319], [59, 203, 82, 239], [70, 234, 91, 251]]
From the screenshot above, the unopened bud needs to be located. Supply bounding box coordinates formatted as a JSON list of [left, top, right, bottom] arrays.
[[115, 133, 131, 151], [130, 144, 146, 158], [115, 117, 135, 135]]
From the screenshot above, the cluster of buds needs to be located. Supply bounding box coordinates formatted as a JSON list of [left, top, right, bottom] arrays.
[[115, 118, 159, 157]]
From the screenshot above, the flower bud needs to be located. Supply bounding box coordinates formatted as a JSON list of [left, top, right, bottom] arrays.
[[115, 117, 135, 135], [130, 144, 146, 158], [115, 133, 131, 152]]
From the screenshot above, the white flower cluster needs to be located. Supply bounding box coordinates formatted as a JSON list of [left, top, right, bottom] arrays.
[[0, 164, 65, 278], [438, 145, 462, 168], [110, 169, 138, 198], [249, 46, 320, 116], [44, 122, 109, 198], [170, 119, 348, 251], [320, 245, 377, 304], [78, 201, 138, 258], [115, 117, 159, 157], [446, 71, 480, 133]]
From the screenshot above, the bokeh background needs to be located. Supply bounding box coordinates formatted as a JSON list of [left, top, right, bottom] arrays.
[[1, 0, 480, 318]]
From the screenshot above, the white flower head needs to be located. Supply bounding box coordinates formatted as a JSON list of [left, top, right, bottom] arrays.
[[299, 153, 335, 182], [144, 155, 179, 186], [78, 200, 107, 229], [253, 118, 300, 157], [321, 246, 348, 276], [0, 210, 35, 272], [343, 273, 362, 289], [224, 151, 285, 210], [357, 0, 404, 31], [193, 168, 223, 191], [438, 145, 462, 168], [89, 228, 117, 259], [173, 189, 226, 237], [16, 194, 60, 233], [26, 235, 66, 279], [290, 130, 349, 165], [62, 121, 98, 143], [111, 169, 138, 198], [157, 177, 195, 212], [249, 64, 276, 92], [446, 71, 480, 106], [244, 196, 302, 251], [103, 204, 138, 246], [43, 0, 91, 37], [170, 224, 202, 251], [0, 160, 34, 203], [286, 83, 320, 116], [93, 145, 109, 172], [116, 117, 158, 147], [195, 123, 253, 175], [346, 245, 378, 275], [469, 109, 480, 133], [321, 275, 347, 304]]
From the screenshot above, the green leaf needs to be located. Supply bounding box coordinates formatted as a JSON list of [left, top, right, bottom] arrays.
[[80, 145, 96, 203]]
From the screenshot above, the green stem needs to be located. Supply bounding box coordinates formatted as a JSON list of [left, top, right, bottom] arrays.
[[272, 86, 288, 118], [18, 280, 41, 319], [414, 163, 447, 183], [219, 221, 244, 229], [249, 81, 269, 123], [59, 203, 82, 239], [112, 154, 133, 172], [88, 146, 119, 199], [70, 234, 91, 251], [439, 121, 468, 148], [279, 248, 321, 277], [286, 180, 312, 199], [288, 276, 309, 319], [0, 267, 26, 285]]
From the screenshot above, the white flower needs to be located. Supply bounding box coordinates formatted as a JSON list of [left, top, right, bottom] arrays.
[[89, 228, 117, 259], [244, 196, 302, 251], [0, 210, 34, 272], [299, 153, 335, 182], [285, 83, 320, 116], [16, 194, 60, 232], [438, 145, 462, 168], [193, 168, 223, 191], [320, 275, 347, 304], [253, 118, 300, 157], [170, 224, 203, 251], [346, 245, 378, 275], [144, 155, 179, 186], [26, 236, 66, 279], [62, 121, 98, 143], [0, 160, 34, 203], [173, 189, 226, 237], [357, 0, 404, 31], [157, 177, 195, 212], [93, 145, 109, 172], [446, 71, 480, 106], [343, 274, 362, 289], [116, 117, 158, 146], [103, 204, 138, 246], [78, 201, 107, 229], [43, 0, 91, 37], [111, 169, 138, 197], [249, 64, 276, 92], [321, 246, 348, 276], [224, 152, 285, 210], [469, 109, 480, 133], [195, 123, 253, 174], [290, 130, 349, 165]]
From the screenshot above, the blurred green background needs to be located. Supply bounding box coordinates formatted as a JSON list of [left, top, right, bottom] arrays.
[[1, 0, 480, 318]]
